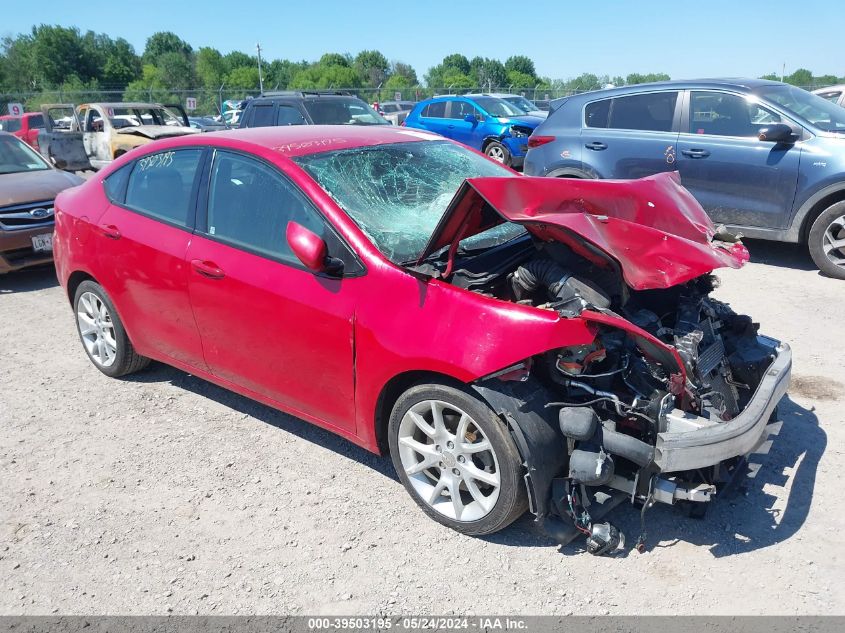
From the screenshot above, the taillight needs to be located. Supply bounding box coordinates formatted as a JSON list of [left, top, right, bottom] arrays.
[[527, 135, 555, 149]]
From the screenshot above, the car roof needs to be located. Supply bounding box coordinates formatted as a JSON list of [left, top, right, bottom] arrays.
[[813, 84, 845, 92], [163, 125, 443, 157], [564, 78, 785, 102]]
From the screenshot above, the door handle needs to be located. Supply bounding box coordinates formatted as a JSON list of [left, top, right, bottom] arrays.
[[191, 259, 225, 280], [681, 149, 711, 159], [97, 224, 121, 240], [585, 141, 607, 151], [447, 124, 455, 129]]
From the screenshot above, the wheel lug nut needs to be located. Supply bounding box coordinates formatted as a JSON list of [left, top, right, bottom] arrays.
[[446, 441, 454, 449], [452, 468, 460, 476], [457, 455, 465, 463], [439, 462, 445, 469], [435, 445, 441, 452]]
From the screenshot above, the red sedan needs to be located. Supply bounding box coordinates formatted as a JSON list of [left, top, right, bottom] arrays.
[[54, 126, 790, 551]]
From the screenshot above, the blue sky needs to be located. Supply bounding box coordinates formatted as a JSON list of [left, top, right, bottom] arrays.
[[6, 0, 843, 80]]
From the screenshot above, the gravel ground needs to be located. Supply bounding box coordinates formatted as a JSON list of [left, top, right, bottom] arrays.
[[0, 240, 843, 616]]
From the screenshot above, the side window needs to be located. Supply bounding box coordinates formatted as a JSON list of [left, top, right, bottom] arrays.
[[607, 91, 678, 132], [124, 149, 203, 227], [448, 101, 478, 120], [1, 118, 22, 133], [817, 91, 842, 103], [103, 163, 133, 203], [584, 99, 610, 128], [423, 101, 446, 118], [206, 151, 324, 263], [276, 105, 306, 126], [250, 104, 275, 127], [27, 114, 45, 129], [689, 91, 782, 137]]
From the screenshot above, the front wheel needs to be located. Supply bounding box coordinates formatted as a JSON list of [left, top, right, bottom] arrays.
[[808, 201, 845, 280], [73, 280, 150, 377], [484, 141, 511, 166], [388, 383, 527, 536]]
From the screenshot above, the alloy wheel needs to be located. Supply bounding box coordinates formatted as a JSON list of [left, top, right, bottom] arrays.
[[77, 291, 117, 367], [396, 400, 500, 522], [486, 146, 506, 162], [822, 214, 845, 269]]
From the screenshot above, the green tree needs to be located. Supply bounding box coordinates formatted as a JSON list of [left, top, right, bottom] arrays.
[[225, 66, 259, 90], [223, 51, 255, 73], [0, 34, 36, 91], [101, 38, 141, 88], [785, 68, 813, 87], [390, 61, 418, 86], [441, 54, 470, 74], [470, 57, 506, 90], [196, 47, 225, 87], [143, 32, 192, 64], [319, 53, 351, 68], [506, 70, 535, 90], [157, 51, 196, 89], [30, 25, 95, 86], [266, 59, 308, 90], [290, 64, 361, 89], [505, 55, 536, 78], [625, 72, 670, 85], [354, 50, 389, 86], [124, 64, 177, 103]]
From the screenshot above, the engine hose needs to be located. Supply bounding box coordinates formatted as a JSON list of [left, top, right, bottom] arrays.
[[597, 425, 654, 468], [511, 259, 570, 300]]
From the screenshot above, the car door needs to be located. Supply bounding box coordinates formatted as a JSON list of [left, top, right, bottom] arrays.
[[185, 149, 359, 432], [94, 147, 209, 369], [415, 101, 449, 136], [580, 90, 681, 179], [445, 100, 482, 147], [676, 90, 801, 229]]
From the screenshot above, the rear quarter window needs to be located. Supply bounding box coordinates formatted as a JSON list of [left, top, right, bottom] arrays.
[[422, 102, 446, 118]]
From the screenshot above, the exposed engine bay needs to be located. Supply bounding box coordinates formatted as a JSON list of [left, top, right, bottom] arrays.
[[440, 234, 786, 554]]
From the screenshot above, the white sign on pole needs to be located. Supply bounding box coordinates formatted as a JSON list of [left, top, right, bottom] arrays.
[[7, 102, 24, 116], [394, 91, 402, 101], [185, 97, 197, 111]]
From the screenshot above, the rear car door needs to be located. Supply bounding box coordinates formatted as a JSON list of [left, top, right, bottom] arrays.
[[94, 148, 208, 369], [676, 90, 801, 228], [580, 90, 681, 178], [186, 149, 359, 432], [415, 101, 449, 136]]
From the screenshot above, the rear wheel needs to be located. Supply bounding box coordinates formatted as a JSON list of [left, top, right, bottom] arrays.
[[484, 141, 511, 166], [388, 383, 527, 535], [808, 201, 845, 280], [73, 280, 150, 377]]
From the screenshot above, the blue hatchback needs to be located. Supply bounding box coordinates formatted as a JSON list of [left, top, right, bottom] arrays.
[[403, 95, 544, 168]]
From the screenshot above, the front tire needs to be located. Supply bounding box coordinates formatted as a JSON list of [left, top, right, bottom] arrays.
[[484, 141, 511, 166], [388, 383, 527, 536], [73, 280, 150, 377], [808, 201, 845, 280]]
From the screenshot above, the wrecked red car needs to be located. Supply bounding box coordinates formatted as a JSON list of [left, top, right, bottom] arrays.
[[53, 126, 791, 553]]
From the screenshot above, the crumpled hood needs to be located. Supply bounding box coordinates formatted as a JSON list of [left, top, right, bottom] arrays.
[[116, 125, 198, 139], [416, 172, 749, 290]]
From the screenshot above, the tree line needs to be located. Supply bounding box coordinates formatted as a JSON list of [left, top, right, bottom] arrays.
[[1, 25, 842, 114]]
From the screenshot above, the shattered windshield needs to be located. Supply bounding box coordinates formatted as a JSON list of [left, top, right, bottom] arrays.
[[293, 140, 524, 263], [475, 97, 527, 118]]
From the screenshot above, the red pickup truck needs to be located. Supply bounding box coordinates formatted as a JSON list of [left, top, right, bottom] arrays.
[[0, 112, 46, 150]]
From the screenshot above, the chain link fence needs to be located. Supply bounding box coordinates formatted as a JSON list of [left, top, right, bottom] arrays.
[[2, 84, 837, 118]]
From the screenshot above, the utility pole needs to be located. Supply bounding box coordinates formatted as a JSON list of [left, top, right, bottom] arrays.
[[781, 62, 785, 82], [256, 42, 265, 94]]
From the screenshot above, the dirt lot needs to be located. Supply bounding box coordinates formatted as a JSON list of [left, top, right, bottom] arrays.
[[1, 240, 843, 616]]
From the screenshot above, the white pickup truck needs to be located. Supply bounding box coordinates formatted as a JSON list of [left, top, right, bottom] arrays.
[[38, 102, 198, 171]]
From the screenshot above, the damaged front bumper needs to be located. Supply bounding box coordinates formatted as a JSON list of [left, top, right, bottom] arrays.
[[653, 337, 791, 473]]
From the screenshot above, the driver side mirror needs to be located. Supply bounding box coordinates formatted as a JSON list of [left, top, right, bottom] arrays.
[[758, 123, 797, 144], [286, 221, 343, 275], [464, 113, 478, 124]]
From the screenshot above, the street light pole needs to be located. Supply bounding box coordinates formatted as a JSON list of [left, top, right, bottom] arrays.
[[256, 42, 265, 94]]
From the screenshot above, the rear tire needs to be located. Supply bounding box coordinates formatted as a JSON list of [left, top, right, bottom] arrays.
[[388, 382, 527, 536], [73, 280, 150, 378], [808, 201, 845, 280]]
